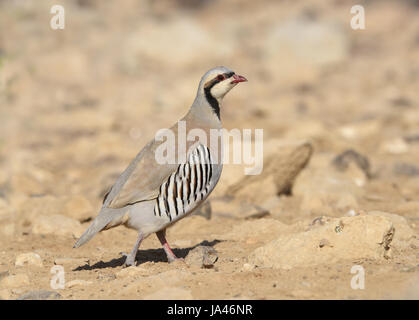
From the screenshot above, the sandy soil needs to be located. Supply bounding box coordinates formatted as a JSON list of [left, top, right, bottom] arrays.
[[0, 0, 418, 299]]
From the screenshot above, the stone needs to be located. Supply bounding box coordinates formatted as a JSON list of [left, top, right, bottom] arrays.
[[143, 287, 193, 300], [15, 252, 43, 267], [32, 214, 83, 237], [185, 246, 218, 268], [338, 121, 381, 141], [332, 149, 371, 178], [381, 138, 409, 154], [17, 290, 61, 300], [227, 140, 313, 204], [248, 214, 395, 269], [368, 211, 415, 242], [242, 263, 256, 272], [0, 274, 30, 288], [393, 163, 419, 176], [319, 238, 331, 248]]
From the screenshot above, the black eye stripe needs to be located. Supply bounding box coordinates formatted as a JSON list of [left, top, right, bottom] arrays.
[[218, 72, 235, 81], [224, 72, 235, 79], [205, 71, 236, 89]]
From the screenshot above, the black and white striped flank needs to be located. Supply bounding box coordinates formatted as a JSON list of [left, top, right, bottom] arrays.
[[154, 144, 213, 221]]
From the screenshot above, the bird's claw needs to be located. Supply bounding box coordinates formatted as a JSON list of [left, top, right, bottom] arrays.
[[120, 252, 136, 267]]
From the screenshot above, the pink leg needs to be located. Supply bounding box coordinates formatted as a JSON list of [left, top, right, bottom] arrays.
[[156, 229, 180, 263]]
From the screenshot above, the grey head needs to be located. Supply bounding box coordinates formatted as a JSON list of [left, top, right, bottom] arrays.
[[192, 66, 247, 119]]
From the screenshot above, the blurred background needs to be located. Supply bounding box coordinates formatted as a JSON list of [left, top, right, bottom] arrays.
[[0, 0, 418, 299]]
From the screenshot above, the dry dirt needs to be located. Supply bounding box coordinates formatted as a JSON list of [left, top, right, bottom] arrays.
[[0, 0, 418, 300]]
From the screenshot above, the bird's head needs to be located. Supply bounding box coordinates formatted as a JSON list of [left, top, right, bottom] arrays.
[[194, 66, 247, 118], [199, 66, 247, 100]]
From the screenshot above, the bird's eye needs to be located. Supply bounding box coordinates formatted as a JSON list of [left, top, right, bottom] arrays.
[[217, 74, 225, 81]]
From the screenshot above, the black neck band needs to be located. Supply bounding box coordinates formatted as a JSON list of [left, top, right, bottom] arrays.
[[204, 87, 220, 119]]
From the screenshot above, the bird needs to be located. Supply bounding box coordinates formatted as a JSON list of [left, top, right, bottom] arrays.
[[73, 66, 247, 266]]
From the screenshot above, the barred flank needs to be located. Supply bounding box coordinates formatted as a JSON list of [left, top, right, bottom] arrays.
[[153, 145, 213, 221]]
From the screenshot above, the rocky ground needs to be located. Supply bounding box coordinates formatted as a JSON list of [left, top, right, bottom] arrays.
[[0, 0, 418, 299]]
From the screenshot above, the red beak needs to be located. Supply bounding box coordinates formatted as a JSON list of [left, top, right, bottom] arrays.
[[231, 74, 247, 84]]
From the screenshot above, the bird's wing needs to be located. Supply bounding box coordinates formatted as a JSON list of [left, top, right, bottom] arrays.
[[103, 136, 179, 208], [104, 120, 201, 209]]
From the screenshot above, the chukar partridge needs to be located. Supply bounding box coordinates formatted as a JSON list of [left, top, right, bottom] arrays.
[[74, 66, 247, 266]]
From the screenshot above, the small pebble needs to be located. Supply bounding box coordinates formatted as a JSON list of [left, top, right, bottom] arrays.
[[242, 263, 255, 272], [15, 253, 43, 267], [17, 290, 61, 300], [66, 279, 92, 288], [319, 239, 330, 248]]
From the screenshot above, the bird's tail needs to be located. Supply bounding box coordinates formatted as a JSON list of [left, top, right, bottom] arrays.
[[73, 207, 128, 248]]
